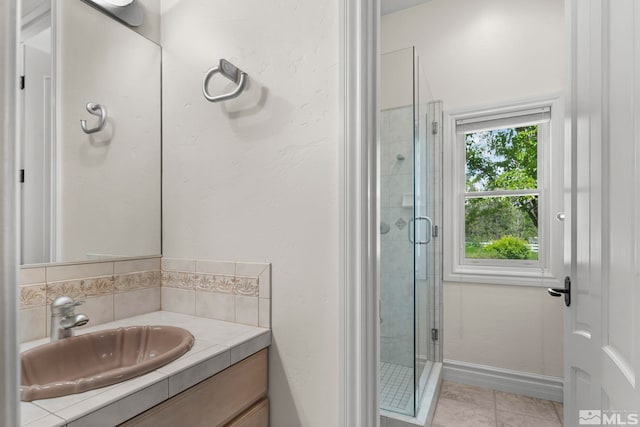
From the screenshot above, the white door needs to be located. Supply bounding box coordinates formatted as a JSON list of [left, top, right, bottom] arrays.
[[21, 40, 52, 265], [563, 0, 640, 425]]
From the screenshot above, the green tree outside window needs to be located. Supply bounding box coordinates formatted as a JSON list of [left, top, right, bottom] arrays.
[[464, 126, 539, 260]]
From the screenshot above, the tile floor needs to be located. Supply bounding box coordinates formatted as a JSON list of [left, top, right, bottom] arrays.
[[433, 381, 564, 427], [380, 362, 414, 413]]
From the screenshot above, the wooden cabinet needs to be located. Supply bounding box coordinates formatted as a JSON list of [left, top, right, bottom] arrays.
[[227, 398, 269, 427], [120, 349, 268, 427]]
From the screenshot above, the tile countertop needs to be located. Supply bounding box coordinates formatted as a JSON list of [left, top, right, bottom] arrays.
[[20, 311, 272, 427]]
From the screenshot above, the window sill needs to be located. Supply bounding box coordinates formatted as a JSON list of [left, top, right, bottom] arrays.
[[445, 266, 563, 287]]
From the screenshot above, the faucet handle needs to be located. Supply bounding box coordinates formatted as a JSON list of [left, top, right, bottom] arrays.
[[51, 296, 84, 314]]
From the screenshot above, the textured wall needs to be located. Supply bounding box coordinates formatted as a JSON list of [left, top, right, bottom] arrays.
[[161, 1, 339, 425], [382, 0, 565, 378]]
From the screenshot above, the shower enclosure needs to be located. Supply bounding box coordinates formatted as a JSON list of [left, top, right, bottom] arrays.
[[379, 47, 442, 423]]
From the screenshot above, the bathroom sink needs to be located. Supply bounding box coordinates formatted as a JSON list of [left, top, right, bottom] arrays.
[[21, 325, 194, 401]]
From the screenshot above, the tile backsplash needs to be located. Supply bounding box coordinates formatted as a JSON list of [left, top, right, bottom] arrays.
[[161, 258, 271, 329], [19, 257, 161, 343], [19, 256, 271, 343]]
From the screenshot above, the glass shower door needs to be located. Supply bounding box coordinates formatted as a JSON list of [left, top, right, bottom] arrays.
[[379, 47, 418, 416], [413, 53, 440, 411], [380, 47, 440, 418]]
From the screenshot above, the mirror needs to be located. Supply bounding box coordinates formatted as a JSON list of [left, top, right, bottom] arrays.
[[19, 0, 161, 265]]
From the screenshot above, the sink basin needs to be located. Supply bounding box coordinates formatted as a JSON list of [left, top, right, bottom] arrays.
[[21, 325, 194, 401]]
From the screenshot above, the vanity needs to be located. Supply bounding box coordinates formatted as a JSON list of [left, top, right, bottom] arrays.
[[20, 311, 271, 427]]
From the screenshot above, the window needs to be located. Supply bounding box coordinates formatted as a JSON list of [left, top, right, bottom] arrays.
[[444, 98, 564, 286]]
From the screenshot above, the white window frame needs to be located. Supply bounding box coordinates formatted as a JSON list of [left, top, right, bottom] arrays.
[[443, 96, 564, 287]]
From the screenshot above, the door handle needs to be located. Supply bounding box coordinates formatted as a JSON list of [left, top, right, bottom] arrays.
[[408, 216, 432, 245], [547, 276, 571, 307]]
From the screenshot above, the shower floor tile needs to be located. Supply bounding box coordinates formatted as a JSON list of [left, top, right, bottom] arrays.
[[380, 362, 414, 414]]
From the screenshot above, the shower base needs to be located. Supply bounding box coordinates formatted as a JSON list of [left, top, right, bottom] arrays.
[[380, 362, 442, 427], [380, 362, 415, 413]]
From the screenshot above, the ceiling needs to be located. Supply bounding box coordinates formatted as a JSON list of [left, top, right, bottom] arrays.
[[381, 0, 432, 16]]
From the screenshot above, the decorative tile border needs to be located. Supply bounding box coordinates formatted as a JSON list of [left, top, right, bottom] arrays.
[[46, 276, 115, 304], [163, 271, 259, 297], [19, 284, 47, 309], [194, 274, 235, 294], [233, 276, 259, 297], [162, 271, 196, 290], [161, 258, 271, 328], [114, 271, 161, 293], [20, 271, 162, 309]]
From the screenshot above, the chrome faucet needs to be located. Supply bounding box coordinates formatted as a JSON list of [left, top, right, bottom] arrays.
[[50, 296, 89, 342]]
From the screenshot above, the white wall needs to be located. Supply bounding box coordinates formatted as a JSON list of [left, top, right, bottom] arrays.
[[382, 0, 565, 378], [382, 0, 564, 111], [161, 1, 339, 426], [58, 0, 161, 261], [445, 283, 563, 377]]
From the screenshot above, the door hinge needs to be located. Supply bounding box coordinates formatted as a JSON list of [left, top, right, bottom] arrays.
[[431, 328, 439, 341], [20, 169, 24, 183], [431, 121, 439, 135], [20, 76, 25, 90]]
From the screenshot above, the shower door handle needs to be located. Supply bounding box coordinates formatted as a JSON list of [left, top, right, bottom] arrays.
[[408, 216, 432, 245]]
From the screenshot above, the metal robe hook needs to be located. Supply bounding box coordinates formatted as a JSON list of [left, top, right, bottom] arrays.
[[80, 103, 107, 134], [202, 59, 248, 103]]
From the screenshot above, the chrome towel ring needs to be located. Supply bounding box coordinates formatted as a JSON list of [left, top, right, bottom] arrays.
[[80, 103, 107, 134], [202, 59, 248, 103]]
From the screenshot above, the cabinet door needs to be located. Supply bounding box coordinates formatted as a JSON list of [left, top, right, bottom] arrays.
[[227, 398, 269, 427], [121, 349, 267, 427]]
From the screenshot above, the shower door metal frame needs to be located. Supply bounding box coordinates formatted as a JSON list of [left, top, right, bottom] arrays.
[[412, 53, 444, 412]]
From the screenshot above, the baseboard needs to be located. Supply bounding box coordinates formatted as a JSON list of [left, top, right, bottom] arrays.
[[442, 359, 564, 402]]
